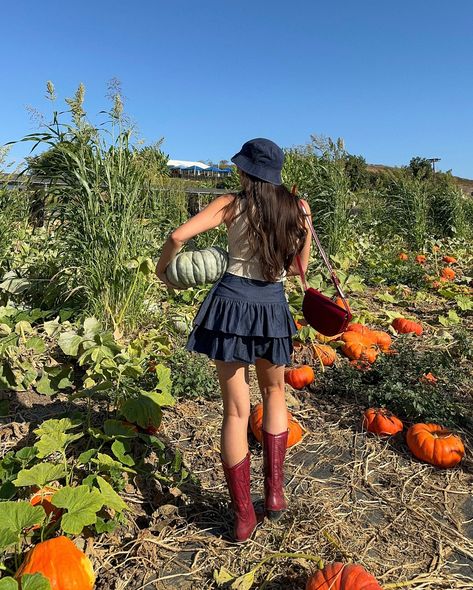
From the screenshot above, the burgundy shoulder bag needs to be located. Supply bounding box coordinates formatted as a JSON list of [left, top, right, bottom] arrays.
[[295, 201, 352, 336]]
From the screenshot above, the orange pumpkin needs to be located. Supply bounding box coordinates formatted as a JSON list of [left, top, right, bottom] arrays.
[[362, 408, 403, 436], [442, 255, 457, 264], [441, 267, 455, 281], [346, 323, 374, 339], [370, 330, 392, 351], [398, 252, 408, 261], [16, 536, 95, 590], [249, 403, 306, 447], [29, 487, 62, 529], [335, 297, 351, 312], [341, 332, 378, 363], [415, 254, 426, 264], [284, 365, 314, 389], [306, 562, 382, 590], [392, 317, 423, 335], [406, 423, 465, 469], [312, 343, 337, 366]]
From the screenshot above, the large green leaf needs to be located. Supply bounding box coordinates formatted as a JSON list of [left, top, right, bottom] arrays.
[[121, 391, 163, 429], [0, 502, 45, 548], [57, 331, 83, 356], [13, 463, 66, 488], [33, 418, 83, 458], [51, 485, 103, 535], [0, 578, 18, 590], [96, 476, 128, 512]]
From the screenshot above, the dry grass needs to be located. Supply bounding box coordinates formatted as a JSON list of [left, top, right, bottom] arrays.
[[90, 368, 473, 589]]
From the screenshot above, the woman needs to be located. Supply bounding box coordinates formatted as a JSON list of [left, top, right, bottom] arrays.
[[156, 138, 311, 542]]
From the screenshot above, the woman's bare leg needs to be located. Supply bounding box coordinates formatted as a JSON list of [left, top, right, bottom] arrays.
[[254, 359, 287, 433], [215, 360, 250, 466]]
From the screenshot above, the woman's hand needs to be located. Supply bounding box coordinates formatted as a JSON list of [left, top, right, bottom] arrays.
[[156, 267, 177, 289]]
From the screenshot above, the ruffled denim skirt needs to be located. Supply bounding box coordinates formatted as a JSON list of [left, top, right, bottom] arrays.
[[185, 272, 297, 365]]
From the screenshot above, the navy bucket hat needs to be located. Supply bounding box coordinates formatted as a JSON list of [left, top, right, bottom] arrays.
[[231, 138, 284, 185]]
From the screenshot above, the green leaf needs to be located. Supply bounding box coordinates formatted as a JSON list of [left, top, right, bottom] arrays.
[[375, 292, 397, 303], [456, 295, 473, 311], [213, 567, 236, 585], [43, 318, 62, 337], [33, 418, 83, 458], [35, 373, 55, 396], [51, 485, 103, 535], [104, 419, 138, 438], [0, 529, 19, 549], [15, 447, 38, 463], [92, 453, 135, 474], [20, 573, 52, 590], [57, 331, 82, 356], [111, 440, 135, 467], [121, 391, 163, 429], [15, 321, 33, 336], [13, 463, 66, 488], [438, 309, 461, 327], [154, 365, 175, 406], [96, 476, 128, 512], [0, 502, 45, 548], [83, 317, 102, 339], [25, 337, 46, 354], [0, 481, 16, 500], [0, 323, 12, 336], [0, 577, 18, 590], [77, 449, 97, 464], [231, 571, 255, 590], [94, 516, 117, 534]]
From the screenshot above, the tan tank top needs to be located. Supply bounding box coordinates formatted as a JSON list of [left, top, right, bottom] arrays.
[[226, 197, 286, 282]]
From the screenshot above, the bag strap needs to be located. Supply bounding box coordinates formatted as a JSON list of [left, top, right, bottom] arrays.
[[293, 186, 350, 312]]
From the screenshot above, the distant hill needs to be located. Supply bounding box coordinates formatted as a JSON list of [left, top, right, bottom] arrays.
[[366, 164, 473, 196]]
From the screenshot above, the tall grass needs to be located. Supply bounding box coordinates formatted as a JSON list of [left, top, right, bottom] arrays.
[[383, 172, 430, 250], [19, 84, 160, 330], [283, 137, 353, 256], [427, 174, 466, 239]]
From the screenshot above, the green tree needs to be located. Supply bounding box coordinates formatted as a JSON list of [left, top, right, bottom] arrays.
[[408, 156, 432, 180]]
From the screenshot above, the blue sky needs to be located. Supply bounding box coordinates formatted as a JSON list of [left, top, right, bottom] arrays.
[[2, 0, 473, 177]]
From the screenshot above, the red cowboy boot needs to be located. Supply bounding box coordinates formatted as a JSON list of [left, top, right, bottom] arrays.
[[221, 452, 263, 542], [262, 429, 288, 521]]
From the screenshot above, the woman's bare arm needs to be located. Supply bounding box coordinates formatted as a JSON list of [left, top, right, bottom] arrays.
[[155, 193, 235, 286]]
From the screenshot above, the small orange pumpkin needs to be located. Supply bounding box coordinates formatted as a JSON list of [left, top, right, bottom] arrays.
[[341, 332, 378, 363], [441, 267, 455, 281], [312, 343, 337, 366], [306, 562, 382, 590], [419, 372, 438, 385], [15, 536, 95, 590], [362, 408, 403, 436], [406, 423, 465, 468], [398, 252, 408, 261], [415, 254, 426, 264], [392, 317, 423, 335], [284, 365, 314, 389], [29, 487, 62, 529], [249, 403, 306, 447], [442, 255, 457, 264]]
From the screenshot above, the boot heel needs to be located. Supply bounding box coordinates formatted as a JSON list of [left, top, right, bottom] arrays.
[[266, 509, 285, 522]]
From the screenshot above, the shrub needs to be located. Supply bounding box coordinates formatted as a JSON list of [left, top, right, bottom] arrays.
[[168, 348, 220, 399]]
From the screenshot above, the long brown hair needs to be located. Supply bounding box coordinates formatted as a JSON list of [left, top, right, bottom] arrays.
[[224, 170, 307, 282]]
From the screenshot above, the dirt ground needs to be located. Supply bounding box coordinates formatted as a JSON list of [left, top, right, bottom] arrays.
[[2, 370, 473, 590]]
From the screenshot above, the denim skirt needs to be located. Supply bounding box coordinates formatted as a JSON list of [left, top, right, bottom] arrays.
[[185, 272, 297, 365]]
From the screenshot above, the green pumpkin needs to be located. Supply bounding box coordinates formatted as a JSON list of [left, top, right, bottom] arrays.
[[166, 246, 228, 288]]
